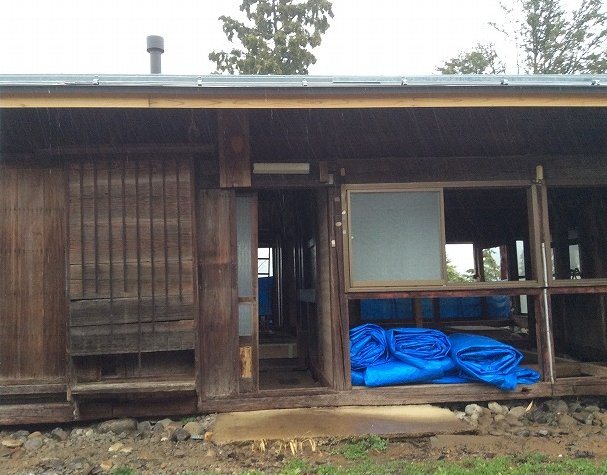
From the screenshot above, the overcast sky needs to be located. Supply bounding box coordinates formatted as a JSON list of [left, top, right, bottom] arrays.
[[1, 0, 511, 76]]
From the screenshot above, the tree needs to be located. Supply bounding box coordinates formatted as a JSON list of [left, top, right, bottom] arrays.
[[437, 0, 607, 74], [436, 43, 505, 74], [209, 0, 333, 75], [482, 248, 502, 281]]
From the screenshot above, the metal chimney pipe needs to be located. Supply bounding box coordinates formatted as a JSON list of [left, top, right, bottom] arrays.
[[146, 35, 164, 74]]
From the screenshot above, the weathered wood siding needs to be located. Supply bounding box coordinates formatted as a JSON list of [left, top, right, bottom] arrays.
[[197, 189, 239, 397], [67, 158, 195, 355], [0, 163, 66, 380]]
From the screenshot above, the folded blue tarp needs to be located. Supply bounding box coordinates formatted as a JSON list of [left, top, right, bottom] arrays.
[[351, 369, 365, 386], [386, 327, 455, 379], [365, 359, 448, 387], [349, 323, 390, 371], [449, 333, 540, 390]]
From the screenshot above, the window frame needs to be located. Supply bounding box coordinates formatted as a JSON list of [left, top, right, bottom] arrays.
[[342, 182, 541, 293]]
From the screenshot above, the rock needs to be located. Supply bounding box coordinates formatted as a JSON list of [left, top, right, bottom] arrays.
[[537, 429, 549, 436], [508, 406, 527, 419], [527, 409, 550, 424], [89, 465, 104, 475], [23, 438, 43, 451], [171, 428, 191, 442], [516, 429, 531, 437], [119, 446, 133, 454], [574, 450, 595, 459], [464, 404, 482, 416], [573, 411, 593, 424], [494, 414, 506, 422], [545, 399, 569, 414], [204, 431, 213, 442], [586, 405, 601, 414], [183, 421, 203, 436], [454, 411, 466, 420], [12, 430, 29, 438], [505, 414, 524, 427], [155, 418, 174, 430], [166, 421, 184, 431], [1, 438, 24, 449], [595, 413, 607, 426], [98, 418, 137, 434], [108, 442, 124, 452], [27, 431, 43, 439], [488, 402, 502, 414], [100, 459, 113, 471], [558, 413, 579, 429], [50, 427, 69, 442], [0, 446, 12, 458], [137, 421, 153, 433], [569, 401, 583, 413]]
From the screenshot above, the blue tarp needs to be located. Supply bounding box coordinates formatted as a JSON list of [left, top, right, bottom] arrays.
[[349, 325, 540, 390], [349, 323, 390, 371], [449, 333, 540, 390]]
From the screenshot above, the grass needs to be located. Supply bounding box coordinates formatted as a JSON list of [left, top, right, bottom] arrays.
[[339, 435, 389, 460], [112, 468, 139, 475], [112, 452, 607, 475], [274, 453, 607, 475]]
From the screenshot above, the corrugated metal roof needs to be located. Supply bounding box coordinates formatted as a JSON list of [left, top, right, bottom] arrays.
[[0, 73, 605, 89]]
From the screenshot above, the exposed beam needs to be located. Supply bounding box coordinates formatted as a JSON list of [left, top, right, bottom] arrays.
[[3, 91, 607, 109]]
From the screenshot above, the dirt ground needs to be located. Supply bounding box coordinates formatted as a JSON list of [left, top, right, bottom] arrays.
[[2, 399, 607, 474], [2, 431, 607, 474]]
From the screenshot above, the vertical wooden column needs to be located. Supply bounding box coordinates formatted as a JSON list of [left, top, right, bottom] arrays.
[[327, 187, 350, 390], [533, 184, 556, 384], [218, 110, 251, 188], [198, 189, 239, 398]]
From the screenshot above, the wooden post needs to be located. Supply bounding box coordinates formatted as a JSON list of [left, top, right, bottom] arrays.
[[218, 110, 251, 188]]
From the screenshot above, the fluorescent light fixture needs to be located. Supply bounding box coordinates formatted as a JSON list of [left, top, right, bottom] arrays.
[[252, 162, 310, 175]]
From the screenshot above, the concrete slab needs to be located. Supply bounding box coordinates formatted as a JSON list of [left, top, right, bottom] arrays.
[[210, 405, 471, 443]]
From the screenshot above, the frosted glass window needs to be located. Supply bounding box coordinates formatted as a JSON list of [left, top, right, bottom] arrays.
[[349, 190, 443, 284], [239, 303, 253, 336], [236, 196, 253, 297]]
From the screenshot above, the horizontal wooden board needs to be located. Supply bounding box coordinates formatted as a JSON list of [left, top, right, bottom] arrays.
[[70, 296, 194, 326], [70, 320, 195, 355], [70, 379, 196, 395]]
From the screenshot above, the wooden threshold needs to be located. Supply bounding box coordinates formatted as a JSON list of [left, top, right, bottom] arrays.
[[201, 382, 554, 413], [0, 381, 67, 396], [70, 379, 196, 396], [0, 403, 74, 425]]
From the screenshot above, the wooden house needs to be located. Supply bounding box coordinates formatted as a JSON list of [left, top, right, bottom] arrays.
[[1, 74, 607, 425]]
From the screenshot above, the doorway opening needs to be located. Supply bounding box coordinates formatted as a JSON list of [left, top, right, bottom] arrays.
[[256, 189, 328, 391]]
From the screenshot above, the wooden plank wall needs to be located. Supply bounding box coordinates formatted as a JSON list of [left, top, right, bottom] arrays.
[[0, 163, 66, 381], [67, 158, 195, 355], [197, 189, 240, 398]]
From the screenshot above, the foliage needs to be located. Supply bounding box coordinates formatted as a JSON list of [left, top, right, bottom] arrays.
[[447, 257, 475, 282], [436, 43, 505, 74], [209, 0, 333, 74], [437, 0, 607, 74], [112, 468, 138, 475], [482, 248, 503, 282], [340, 435, 389, 460]]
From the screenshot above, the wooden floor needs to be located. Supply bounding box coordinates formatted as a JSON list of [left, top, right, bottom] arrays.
[[259, 358, 321, 390]]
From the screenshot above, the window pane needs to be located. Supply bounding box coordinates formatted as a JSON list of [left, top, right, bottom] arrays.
[[349, 191, 443, 284]]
